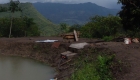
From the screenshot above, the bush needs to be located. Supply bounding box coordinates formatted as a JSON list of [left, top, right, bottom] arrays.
[[69, 48, 116, 80], [102, 36, 114, 42], [80, 15, 122, 38], [96, 55, 114, 80], [126, 29, 140, 38]]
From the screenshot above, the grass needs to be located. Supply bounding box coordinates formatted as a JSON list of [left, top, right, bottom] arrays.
[[96, 55, 114, 80], [68, 48, 116, 80], [102, 36, 114, 42], [70, 62, 100, 80]]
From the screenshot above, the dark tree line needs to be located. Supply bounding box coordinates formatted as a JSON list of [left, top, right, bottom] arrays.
[[0, 0, 40, 37], [118, 0, 140, 36], [0, 17, 40, 37], [0, 6, 8, 12]]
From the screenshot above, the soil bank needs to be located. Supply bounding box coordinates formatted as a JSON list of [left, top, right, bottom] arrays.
[[0, 37, 140, 80]]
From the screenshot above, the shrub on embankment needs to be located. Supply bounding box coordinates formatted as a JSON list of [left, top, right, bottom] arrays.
[[68, 48, 124, 80]]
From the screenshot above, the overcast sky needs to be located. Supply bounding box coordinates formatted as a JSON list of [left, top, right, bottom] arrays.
[[0, 0, 121, 9]]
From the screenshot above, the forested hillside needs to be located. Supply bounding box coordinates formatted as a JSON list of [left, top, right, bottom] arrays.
[[0, 3, 60, 36]]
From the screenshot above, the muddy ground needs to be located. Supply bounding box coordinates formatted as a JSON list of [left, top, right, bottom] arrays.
[[0, 37, 140, 80]]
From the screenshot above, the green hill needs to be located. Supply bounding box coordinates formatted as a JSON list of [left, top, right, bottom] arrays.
[[0, 3, 60, 36]]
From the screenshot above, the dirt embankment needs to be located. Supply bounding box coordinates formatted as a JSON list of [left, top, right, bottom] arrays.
[[1, 37, 140, 80], [0, 37, 85, 80]]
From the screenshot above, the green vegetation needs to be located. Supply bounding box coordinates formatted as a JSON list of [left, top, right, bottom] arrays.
[[0, 0, 40, 37], [60, 23, 69, 33], [0, 2, 60, 36], [8, 0, 22, 38], [66, 12, 139, 41], [0, 5, 8, 12], [0, 0, 139, 39], [118, 0, 140, 37], [96, 55, 114, 80], [69, 48, 117, 80], [0, 1, 138, 80], [102, 36, 114, 42], [80, 15, 122, 39], [0, 17, 40, 37], [63, 15, 122, 41], [68, 24, 81, 32], [19, 3, 60, 36], [63, 0, 140, 39], [67, 1, 140, 79], [70, 63, 99, 80]]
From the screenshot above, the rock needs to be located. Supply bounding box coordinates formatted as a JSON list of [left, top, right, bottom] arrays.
[[61, 51, 77, 56], [69, 42, 89, 49], [132, 38, 139, 43], [51, 42, 61, 48]]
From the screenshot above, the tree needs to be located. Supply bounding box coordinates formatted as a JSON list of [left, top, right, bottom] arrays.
[[0, 16, 40, 37], [80, 15, 122, 38], [0, 18, 10, 37], [60, 23, 68, 33], [118, 0, 140, 31], [23, 16, 35, 36], [69, 24, 81, 32], [0, 6, 8, 12], [8, 0, 22, 38]]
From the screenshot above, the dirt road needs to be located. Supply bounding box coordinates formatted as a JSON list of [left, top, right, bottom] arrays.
[[101, 42, 140, 80]]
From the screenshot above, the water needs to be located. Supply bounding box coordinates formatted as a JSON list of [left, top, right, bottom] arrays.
[[0, 55, 55, 80]]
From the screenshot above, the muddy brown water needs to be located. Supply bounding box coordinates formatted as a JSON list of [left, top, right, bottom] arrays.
[[0, 55, 56, 80]]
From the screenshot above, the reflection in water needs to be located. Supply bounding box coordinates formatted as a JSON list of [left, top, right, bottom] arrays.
[[0, 55, 55, 80]]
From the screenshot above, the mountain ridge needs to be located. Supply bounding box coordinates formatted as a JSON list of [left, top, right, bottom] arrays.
[[33, 2, 120, 25]]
